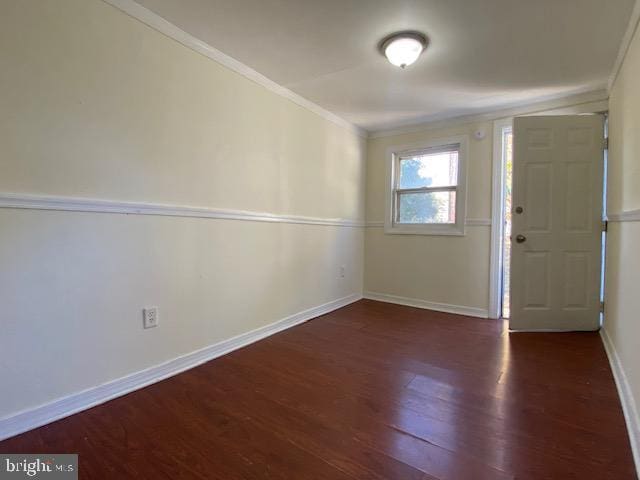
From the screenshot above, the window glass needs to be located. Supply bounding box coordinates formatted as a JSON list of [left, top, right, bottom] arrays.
[[398, 151, 458, 189], [397, 191, 456, 224]]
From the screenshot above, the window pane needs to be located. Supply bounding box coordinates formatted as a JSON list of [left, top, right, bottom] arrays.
[[399, 150, 458, 189], [397, 191, 456, 224]]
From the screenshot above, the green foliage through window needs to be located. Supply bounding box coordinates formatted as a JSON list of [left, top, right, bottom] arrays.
[[396, 150, 458, 224]]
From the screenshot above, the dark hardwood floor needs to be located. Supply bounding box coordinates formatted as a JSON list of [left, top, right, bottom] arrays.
[[0, 300, 635, 479]]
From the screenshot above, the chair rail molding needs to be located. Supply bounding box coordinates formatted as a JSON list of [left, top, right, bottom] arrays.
[[607, 209, 640, 222], [0, 193, 365, 227]]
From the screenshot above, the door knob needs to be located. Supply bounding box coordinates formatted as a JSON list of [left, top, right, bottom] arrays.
[[515, 206, 524, 214], [515, 234, 527, 243]]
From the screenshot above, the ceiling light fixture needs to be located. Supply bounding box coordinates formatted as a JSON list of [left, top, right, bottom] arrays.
[[380, 31, 428, 68]]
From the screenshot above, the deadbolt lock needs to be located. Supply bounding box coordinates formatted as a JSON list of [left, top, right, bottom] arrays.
[[515, 206, 524, 214]]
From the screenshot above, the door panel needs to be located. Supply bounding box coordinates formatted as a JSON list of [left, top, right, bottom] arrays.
[[565, 162, 592, 232], [510, 115, 604, 331], [563, 251, 590, 308], [522, 251, 551, 309], [524, 163, 552, 232]]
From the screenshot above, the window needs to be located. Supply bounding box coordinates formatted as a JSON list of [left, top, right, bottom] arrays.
[[385, 136, 468, 235]]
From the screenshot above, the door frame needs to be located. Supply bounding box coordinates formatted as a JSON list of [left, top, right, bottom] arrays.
[[489, 118, 513, 319], [489, 108, 609, 321]]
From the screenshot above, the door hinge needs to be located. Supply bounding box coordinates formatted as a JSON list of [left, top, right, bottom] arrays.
[[602, 220, 608, 232], [603, 137, 609, 150], [600, 301, 605, 313]]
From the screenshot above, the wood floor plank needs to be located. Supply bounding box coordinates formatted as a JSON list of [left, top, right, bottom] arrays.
[[222, 334, 628, 478], [0, 300, 635, 479]]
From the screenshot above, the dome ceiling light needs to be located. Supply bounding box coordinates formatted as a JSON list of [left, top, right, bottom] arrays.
[[380, 31, 428, 68]]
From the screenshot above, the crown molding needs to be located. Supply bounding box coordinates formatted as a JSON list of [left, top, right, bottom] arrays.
[[101, 0, 622, 141], [368, 89, 609, 139], [101, 0, 367, 138], [608, 0, 640, 92], [0, 192, 365, 227]]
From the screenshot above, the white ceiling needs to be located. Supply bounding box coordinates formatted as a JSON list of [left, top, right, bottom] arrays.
[[135, 0, 634, 133]]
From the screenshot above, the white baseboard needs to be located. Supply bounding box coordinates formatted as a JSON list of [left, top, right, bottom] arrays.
[[600, 328, 640, 476], [0, 293, 362, 441], [363, 291, 488, 318]]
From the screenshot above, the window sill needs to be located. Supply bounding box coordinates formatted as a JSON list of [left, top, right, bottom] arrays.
[[384, 224, 466, 236]]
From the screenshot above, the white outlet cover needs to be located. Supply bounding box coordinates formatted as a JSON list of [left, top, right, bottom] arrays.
[[143, 307, 158, 329]]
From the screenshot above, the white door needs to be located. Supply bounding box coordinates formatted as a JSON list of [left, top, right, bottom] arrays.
[[510, 115, 605, 331]]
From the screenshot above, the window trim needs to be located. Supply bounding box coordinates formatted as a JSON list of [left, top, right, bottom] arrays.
[[385, 135, 469, 236]]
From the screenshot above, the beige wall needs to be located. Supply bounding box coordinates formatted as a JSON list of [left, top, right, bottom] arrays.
[[364, 123, 493, 314], [605, 15, 640, 454], [0, 0, 365, 418]]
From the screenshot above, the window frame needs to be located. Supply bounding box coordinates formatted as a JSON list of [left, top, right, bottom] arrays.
[[385, 135, 469, 236]]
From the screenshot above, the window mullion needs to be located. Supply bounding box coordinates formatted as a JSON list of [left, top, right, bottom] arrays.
[[396, 186, 457, 194]]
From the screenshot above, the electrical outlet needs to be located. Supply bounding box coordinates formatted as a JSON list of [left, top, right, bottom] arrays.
[[340, 265, 346, 278], [143, 307, 158, 329]]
